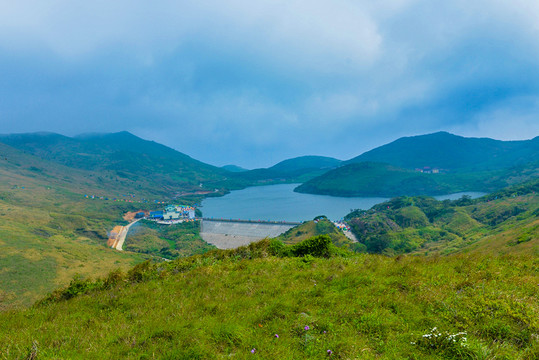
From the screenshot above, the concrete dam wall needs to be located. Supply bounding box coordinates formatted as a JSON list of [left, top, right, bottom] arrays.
[[200, 220, 296, 249]]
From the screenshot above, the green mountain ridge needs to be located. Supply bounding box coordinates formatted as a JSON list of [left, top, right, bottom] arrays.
[[296, 161, 539, 197], [346, 131, 539, 172], [0, 131, 230, 197], [221, 164, 249, 172], [297, 132, 539, 197], [229, 155, 342, 185]]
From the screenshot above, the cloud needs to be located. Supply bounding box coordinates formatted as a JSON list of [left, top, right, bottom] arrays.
[[450, 95, 539, 140], [0, 1, 538, 167]]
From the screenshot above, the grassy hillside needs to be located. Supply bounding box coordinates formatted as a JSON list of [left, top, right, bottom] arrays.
[[0, 239, 537, 359], [296, 161, 539, 197], [0, 132, 231, 197], [275, 217, 353, 249], [343, 180, 539, 256], [0, 142, 211, 310], [0, 153, 149, 309], [346, 132, 539, 172]]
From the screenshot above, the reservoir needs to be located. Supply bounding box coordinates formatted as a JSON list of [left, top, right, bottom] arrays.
[[200, 184, 485, 222]]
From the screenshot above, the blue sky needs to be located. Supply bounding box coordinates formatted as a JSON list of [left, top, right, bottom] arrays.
[[1, 0, 539, 168]]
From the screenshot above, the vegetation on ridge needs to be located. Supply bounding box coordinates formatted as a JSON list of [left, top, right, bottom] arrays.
[[344, 180, 539, 256], [296, 161, 539, 197]]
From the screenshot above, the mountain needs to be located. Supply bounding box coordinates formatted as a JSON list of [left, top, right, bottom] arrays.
[[269, 156, 342, 172], [0, 131, 230, 197], [346, 131, 539, 172], [221, 164, 248, 172], [230, 155, 342, 185], [297, 132, 539, 197]]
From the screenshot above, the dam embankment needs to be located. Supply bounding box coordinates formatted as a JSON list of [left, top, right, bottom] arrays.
[[200, 219, 297, 249]]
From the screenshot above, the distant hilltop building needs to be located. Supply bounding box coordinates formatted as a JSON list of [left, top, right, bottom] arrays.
[[415, 166, 441, 174]]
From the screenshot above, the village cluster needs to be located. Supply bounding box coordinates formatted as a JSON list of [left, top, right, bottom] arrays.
[[147, 205, 197, 224], [332, 221, 351, 231]]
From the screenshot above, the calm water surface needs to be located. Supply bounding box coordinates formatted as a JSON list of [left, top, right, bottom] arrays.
[[200, 184, 485, 222]]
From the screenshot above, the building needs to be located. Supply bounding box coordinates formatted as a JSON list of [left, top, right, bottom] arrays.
[[150, 211, 163, 219], [152, 205, 197, 221], [163, 210, 180, 220]]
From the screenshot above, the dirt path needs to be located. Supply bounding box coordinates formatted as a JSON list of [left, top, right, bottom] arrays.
[[108, 219, 141, 251]]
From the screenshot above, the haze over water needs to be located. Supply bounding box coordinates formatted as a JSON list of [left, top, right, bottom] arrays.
[[200, 184, 486, 222]]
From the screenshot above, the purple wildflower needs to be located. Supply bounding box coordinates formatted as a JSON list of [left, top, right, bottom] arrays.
[[304, 325, 310, 331], [327, 349, 333, 355], [251, 348, 256, 354], [275, 334, 279, 338]]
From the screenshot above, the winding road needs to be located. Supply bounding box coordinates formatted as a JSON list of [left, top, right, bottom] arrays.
[[113, 219, 141, 251]]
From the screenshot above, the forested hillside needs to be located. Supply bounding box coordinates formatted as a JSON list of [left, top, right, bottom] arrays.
[[344, 180, 539, 255]]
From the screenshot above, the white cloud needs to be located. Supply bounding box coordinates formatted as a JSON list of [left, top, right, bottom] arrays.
[[0, 0, 383, 72], [450, 96, 539, 140], [1, 0, 539, 166]]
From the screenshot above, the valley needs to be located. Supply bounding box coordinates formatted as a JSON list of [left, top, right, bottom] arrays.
[[0, 130, 537, 359]]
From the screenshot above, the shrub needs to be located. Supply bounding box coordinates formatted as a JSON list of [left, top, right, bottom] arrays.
[[268, 238, 286, 256], [290, 235, 333, 258]]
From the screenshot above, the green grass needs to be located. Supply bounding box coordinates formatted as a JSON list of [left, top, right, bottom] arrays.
[[125, 220, 215, 259], [0, 239, 537, 359]]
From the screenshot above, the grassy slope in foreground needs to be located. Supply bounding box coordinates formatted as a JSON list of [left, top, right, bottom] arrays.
[[0, 240, 537, 359]]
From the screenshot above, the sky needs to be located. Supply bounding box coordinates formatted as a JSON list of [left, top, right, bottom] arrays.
[[1, 0, 539, 168]]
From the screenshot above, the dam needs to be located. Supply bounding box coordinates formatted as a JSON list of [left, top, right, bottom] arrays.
[[200, 219, 299, 249]]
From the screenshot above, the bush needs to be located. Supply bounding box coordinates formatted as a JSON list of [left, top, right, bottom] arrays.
[[268, 238, 286, 256], [290, 235, 333, 258]]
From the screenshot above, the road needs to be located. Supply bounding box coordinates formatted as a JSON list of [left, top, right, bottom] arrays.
[[343, 229, 358, 243], [114, 219, 141, 251]]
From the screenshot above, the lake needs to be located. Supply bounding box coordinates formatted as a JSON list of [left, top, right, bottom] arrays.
[[200, 184, 486, 222]]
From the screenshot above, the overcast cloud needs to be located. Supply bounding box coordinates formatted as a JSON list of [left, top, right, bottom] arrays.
[[1, 0, 538, 167]]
